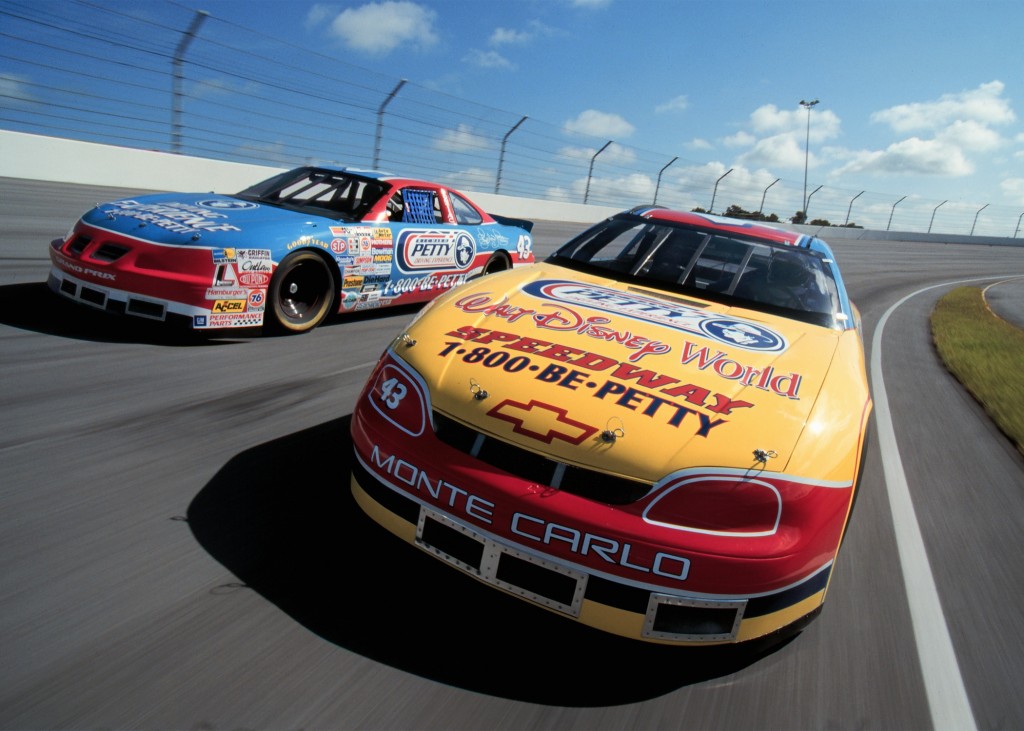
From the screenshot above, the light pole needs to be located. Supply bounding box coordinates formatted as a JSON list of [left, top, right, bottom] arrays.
[[800, 99, 819, 221]]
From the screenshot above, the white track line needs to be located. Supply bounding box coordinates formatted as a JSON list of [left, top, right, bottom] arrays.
[[870, 279, 997, 731]]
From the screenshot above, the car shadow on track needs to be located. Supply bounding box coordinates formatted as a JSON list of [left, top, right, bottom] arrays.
[[0, 282, 422, 345], [186, 415, 795, 706]]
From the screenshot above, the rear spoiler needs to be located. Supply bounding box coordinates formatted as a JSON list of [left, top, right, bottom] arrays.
[[490, 213, 534, 234]]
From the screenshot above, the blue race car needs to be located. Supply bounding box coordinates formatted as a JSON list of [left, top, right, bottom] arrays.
[[49, 166, 535, 333]]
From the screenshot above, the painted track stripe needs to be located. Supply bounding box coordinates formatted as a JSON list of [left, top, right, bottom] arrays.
[[871, 279, 988, 731]]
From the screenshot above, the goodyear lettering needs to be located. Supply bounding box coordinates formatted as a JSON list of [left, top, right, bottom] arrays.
[[287, 235, 327, 250]]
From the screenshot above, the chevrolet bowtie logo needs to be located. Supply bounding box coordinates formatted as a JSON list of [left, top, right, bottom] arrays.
[[486, 399, 598, 445]]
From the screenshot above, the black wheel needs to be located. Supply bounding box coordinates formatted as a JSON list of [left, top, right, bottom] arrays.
[[266, 250, 336, 334], [481, 252, 511, 276]]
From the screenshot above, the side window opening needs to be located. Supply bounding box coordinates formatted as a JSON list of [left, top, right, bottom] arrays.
[[450, 193, 483, 225]]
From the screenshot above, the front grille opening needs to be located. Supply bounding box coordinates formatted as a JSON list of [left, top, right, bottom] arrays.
[[496, 552, 579, 608], [644, 595, 746, 642], [126, 298, 166, 320], [560, 465, 651, 503], [59, 279, 77, 296], [433, 413, 478, 453], [477, 437, 555, 484], [91, 243, 129, 262], [68, 235, 91, 254], [420, 515, 484, 571], [432, 411, 651, 505], [79, 286, 107, 307]]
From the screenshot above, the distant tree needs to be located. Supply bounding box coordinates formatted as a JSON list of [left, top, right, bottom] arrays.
[[691, 206, 709, 214], [724, 204, 756, 219], [791, 210, 807, 224], [842, 222, 863, 229], [810, 218, 832, 227]]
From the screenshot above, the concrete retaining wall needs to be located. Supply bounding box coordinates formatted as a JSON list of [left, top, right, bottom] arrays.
[[2, 129, 1019, 245]]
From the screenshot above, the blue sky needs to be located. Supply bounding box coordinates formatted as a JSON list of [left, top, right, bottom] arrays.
[[191, 0, 1024, 229], [4, 0, 1023, 234]]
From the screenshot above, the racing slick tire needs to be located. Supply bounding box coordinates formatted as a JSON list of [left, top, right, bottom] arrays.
[[266, 250, 336, 334], [481, 251, 511, 276]]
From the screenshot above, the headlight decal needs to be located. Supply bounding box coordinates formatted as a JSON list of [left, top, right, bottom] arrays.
[[644, 475, 782, 537], [366, 349, 432, 437], [643, 467, 852, 538]]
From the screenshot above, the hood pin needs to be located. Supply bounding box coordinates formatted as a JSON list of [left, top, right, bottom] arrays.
[[470, 379, 488, 401]]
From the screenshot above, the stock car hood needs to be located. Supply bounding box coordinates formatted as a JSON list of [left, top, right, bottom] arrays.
[[401, 263, 869, 483], [79, 193, 331, 248]]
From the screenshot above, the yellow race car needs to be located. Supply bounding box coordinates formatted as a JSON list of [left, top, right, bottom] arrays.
[[351, 206, 872, 645]]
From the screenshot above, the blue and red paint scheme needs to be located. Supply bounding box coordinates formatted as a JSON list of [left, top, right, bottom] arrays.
[[48, 166, 534, 333]]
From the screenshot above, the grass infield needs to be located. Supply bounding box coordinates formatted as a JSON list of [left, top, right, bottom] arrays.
[[930, 286, 1024, 457]]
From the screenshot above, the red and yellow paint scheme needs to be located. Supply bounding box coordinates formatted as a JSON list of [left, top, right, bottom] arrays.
[[48, 166, 534, 334], [351, 207, 872, 645]]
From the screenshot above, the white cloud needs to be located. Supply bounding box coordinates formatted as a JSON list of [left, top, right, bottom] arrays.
[[937, 119, 1002, 152], [568, 172, 654, 204], [434, 124, 492, 153], [490, 27, 531, 45], [737, 134, 811, 170], [655, 95, 689, 114], [687, 138, 713, 151], [0, 73, 37, 105], [1000, 178, 1024, 206], [723, 131, 756, 148], [563, 109, 635, 139], [871, 81, 1015, 133], [319, 1, 438, 55], [749, 103, 841, 142], [558, 142, 636, 165], [825, 82, 1017, 180], [463, 49, 514, 69], [832, 137, 974, 177], [306, 4, 333, 28]]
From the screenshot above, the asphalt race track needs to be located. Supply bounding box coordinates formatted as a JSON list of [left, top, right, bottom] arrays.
[[2, 178, 1024, 730]]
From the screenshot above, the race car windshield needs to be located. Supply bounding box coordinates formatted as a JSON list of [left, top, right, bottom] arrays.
[[235, 167, 390, 221], [548, 216, 843, 327]]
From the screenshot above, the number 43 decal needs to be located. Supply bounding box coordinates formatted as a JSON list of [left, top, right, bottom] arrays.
[[378, 377, 406, 409]]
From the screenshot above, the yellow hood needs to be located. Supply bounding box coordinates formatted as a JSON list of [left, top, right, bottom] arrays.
[[397, 263, 868, 484]]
